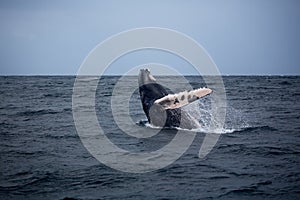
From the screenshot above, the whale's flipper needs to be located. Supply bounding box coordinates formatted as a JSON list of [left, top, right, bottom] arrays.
[[154, 88, 212, 110]]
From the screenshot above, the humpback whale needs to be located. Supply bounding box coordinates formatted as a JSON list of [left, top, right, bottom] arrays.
[[138, 69, 212, 129]]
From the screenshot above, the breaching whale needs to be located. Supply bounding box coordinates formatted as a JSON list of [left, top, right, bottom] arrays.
[[138, 69, 212, 129]]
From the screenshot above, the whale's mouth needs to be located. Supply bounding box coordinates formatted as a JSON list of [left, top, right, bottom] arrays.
[[149, 74, 156, 81], [138, 69, 156, 86]]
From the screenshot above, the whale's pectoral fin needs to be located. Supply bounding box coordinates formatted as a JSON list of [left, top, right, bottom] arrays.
[[154, 88, 212, 110]]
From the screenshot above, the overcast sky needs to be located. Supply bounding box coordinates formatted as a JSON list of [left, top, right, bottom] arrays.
[[0, 0, 299, 75]]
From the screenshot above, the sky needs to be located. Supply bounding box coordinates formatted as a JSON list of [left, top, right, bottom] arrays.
[[0, 0, 299, 75]]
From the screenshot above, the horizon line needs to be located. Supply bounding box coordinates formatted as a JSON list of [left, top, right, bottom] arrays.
[[0, 74, 299, 76]]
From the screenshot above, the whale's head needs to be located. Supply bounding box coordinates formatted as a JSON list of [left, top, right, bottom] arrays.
[[138, 69, 157, 87]]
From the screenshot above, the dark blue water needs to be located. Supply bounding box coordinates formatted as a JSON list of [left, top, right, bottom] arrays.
[[0, 76, 300, 199]]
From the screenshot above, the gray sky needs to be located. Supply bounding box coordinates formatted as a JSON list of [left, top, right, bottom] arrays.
[[0, 0, 299, 75]]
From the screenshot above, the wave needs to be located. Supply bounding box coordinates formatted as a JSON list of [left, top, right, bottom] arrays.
[[136, 119, 246, 134], [17, 109, 60, 116], [230, 125, 278, 133], [0, 172, 52, 192]]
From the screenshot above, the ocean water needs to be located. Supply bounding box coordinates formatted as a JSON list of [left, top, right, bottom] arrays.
[[0, 76, 300, 199]]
